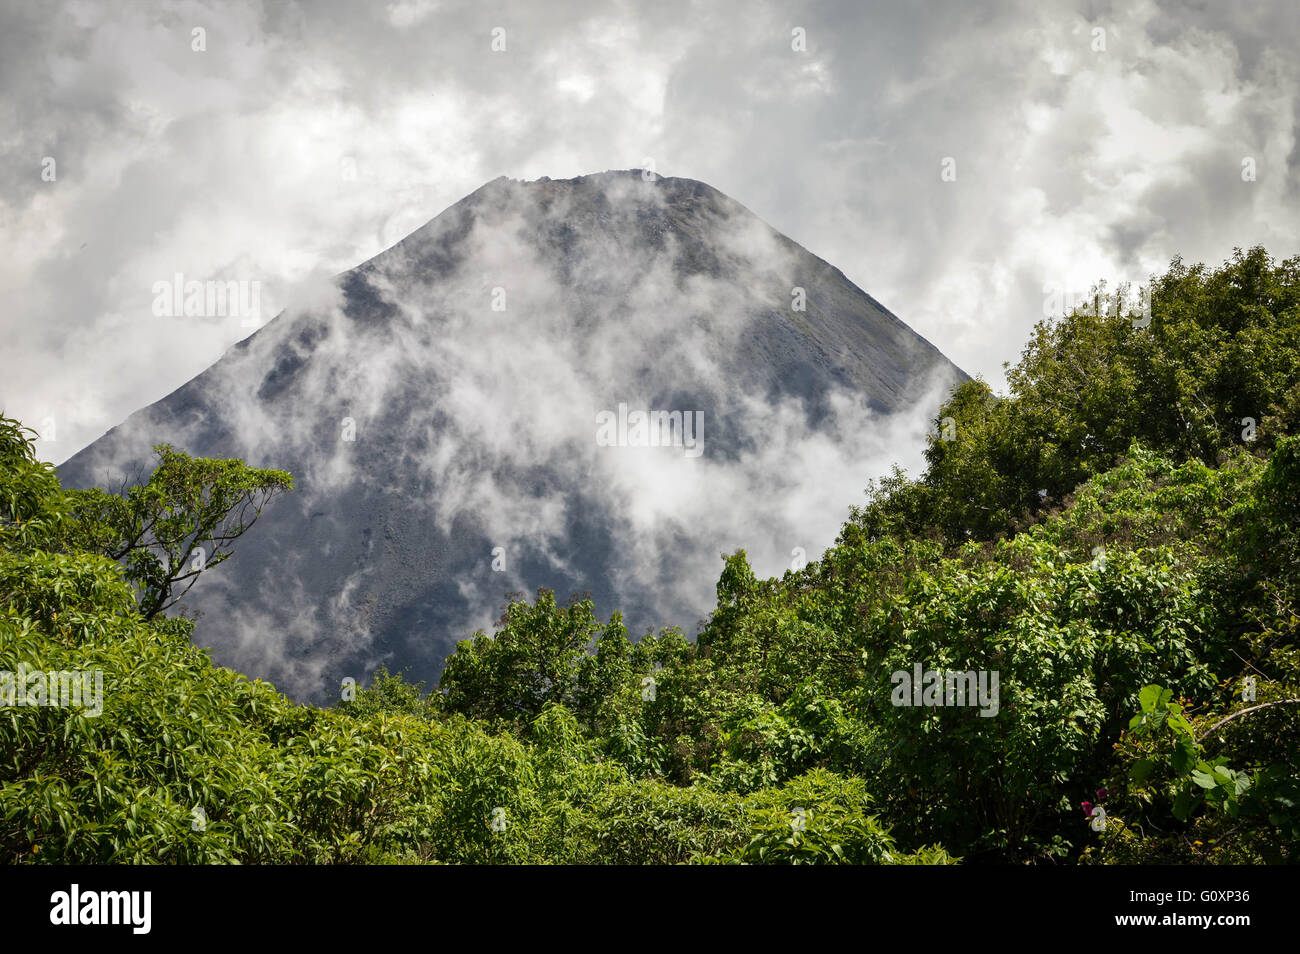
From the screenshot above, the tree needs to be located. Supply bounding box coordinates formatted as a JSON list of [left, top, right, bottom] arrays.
[[62, 444, 292, 619], [339, 665, 438, 720], [440, 589, 608, 724], [853, 248, 1300, 544], [0, 416, 66, 553]]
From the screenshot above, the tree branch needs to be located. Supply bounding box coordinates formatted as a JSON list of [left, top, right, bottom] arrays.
[[1198, 699, 1300, 740]]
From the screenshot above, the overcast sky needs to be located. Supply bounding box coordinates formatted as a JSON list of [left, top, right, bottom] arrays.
[[3, 0, 1298, 464]]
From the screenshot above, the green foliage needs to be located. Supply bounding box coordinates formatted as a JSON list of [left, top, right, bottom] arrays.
[[857, 247, 1300, 542], [1125, 685, 1251, 821], [0, 417, 66, 553], [338, 666, 439, 721], [440, 590, 611, 724], [61, 444, 292, 618], [705, 771, 957, 865]]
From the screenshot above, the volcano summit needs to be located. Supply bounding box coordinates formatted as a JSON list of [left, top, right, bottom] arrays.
[[59, 171, 966, 702]]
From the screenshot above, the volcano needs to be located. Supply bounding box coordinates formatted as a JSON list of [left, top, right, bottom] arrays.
[[59, 170, 967, 702]]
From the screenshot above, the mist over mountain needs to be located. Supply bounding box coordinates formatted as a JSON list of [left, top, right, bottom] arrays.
[[59, 170, 967, 702]]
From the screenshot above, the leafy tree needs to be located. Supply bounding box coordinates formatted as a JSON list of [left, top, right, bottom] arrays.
[[61, 444, 292, 619], [857, 247, 1300, 543], [338, 666, 438, 720], [440, 590, 659, 728], [0, 416, 66, 553]]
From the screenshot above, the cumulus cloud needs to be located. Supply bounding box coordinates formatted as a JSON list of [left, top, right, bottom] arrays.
[[3, 0, 1297, 461]]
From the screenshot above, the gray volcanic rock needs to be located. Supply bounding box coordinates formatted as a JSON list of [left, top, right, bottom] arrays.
[[59, 170, 967, 702]]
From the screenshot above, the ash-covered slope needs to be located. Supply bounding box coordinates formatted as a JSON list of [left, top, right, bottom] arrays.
[[60, 170, 966, 702]]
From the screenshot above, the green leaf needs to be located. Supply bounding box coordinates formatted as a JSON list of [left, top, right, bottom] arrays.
[[1172, 736, 1198, 775], [1138, 685, 1167, 713], [1130, 758, 1157, 785]]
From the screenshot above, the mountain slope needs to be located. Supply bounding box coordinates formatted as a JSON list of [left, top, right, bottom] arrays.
[[59, 170, 967, 701]]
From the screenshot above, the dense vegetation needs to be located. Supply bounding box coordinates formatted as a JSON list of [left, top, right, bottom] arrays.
[[2, 247, 1297, 863]]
